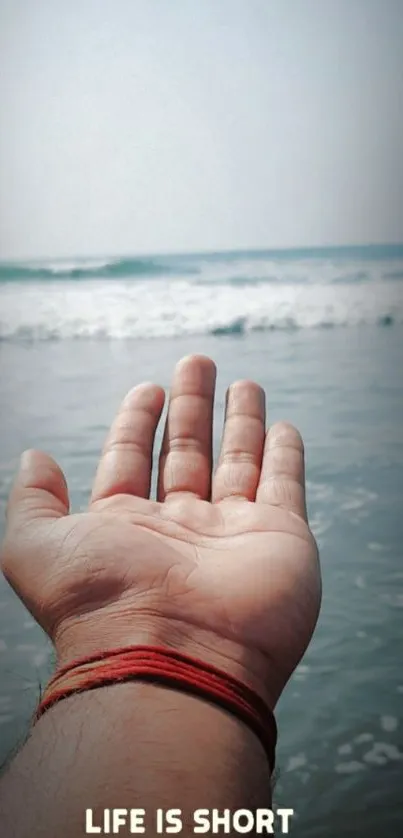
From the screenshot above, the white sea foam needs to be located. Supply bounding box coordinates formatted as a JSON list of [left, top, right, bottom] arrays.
[[355, 575, 366, 589], [354, 733, 374, 744], [286, 753, 308, 771], [338, 744, 353, 755], [0, 269, 402, 340], [31, 650, 49, 668], [363, 742, 403, 765], [368, 542, 388, 552], [335, 761, 366, 774], [32, 258, 114, 274], [380, 716, 398, 733]]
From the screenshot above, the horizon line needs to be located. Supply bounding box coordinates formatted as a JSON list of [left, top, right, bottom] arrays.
[[2, 240, 403, 265]]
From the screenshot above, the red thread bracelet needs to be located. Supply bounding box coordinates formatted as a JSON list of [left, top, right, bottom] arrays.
[[35, 645, 277, 774]]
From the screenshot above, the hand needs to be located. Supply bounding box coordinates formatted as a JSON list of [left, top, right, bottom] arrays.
[[1, 355, 321, 709]]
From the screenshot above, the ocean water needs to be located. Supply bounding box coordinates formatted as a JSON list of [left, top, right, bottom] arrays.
[[0, 245, 402, 836]]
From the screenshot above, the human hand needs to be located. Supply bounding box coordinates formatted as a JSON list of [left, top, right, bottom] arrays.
[[1, 355, 321, 710]]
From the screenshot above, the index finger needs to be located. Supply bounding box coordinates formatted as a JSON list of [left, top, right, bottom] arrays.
[[91, 383, 165, 504]]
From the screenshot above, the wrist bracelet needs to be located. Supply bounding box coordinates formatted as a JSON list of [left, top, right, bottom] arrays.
[[35, 645, 277, 774]]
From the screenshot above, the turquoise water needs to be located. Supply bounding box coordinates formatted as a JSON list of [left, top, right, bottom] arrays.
[[1, 244, 403, 340], [0, 247, 403, 835]]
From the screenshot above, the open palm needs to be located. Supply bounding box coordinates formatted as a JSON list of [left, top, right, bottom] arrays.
[[1, 356, 321, 708]]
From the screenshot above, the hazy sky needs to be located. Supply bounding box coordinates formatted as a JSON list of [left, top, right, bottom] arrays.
[[1, 0, 403, 260]]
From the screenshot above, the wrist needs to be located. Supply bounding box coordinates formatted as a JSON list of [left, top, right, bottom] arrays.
[[3, 680, 272, 838], [52, 611, 281, 711], [35, 679, 273, 801]]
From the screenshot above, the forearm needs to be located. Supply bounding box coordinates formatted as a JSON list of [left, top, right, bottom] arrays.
[[0, 681, 272, 838]]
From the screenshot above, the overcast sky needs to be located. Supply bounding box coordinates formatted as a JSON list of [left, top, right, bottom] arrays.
[[1, 0, 402, 260]]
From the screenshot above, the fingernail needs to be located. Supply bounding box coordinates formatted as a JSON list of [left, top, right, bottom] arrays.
[[20, 450, 33, 470]]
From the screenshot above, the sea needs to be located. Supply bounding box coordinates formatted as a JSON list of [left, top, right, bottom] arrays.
[[0, 244, 402, 836]]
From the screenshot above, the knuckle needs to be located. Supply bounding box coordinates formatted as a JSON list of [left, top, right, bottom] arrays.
[[263, 476, 305, 512], [166, 435, 205, 453], [221, 448, 257, 465], [103, 435, 145, 456]]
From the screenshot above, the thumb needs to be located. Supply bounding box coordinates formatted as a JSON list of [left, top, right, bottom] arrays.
[[6, 449, 70, 528]]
